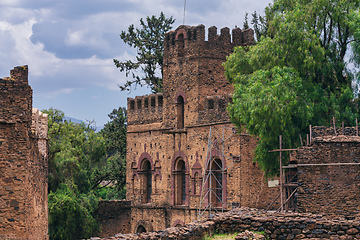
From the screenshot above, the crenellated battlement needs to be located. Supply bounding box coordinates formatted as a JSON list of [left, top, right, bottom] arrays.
[[127, 93, 163, 125], [197, 94, 232, 125], [164, 25, 254, 62]]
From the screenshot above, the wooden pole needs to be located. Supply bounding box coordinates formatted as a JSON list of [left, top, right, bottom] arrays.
[[342, 122, 344, 135], [306, 134, 309, 146], [356, 118, 358, 137], [299, 134, 303, 147], [333, 117, 337, 135], [309, 125, 312, 145], [279, 135, 283, 212]]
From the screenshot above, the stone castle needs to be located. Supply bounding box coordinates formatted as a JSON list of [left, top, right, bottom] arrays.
[[2, 25, 360, 240], [0, 66, 49, 240], [99, 25, 360, 237], [112, 25, 281, 234]]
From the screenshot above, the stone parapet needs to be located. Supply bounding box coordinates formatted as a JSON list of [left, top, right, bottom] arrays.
[[164, 25, 254, 64], [127, 93, 163, 125]]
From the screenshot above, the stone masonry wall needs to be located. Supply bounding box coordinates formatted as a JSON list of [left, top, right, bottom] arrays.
[[119, 25, 279, 236], [96, 201, 132, 238], [0, 66, 48, 240], [98, 208, 360, 240], [296, 126, 360, 218]]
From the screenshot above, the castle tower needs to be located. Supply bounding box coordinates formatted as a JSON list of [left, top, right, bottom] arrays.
[[161, 25, 254, 129], [122, 26, 279, 235], [0, 66, 49, 240]]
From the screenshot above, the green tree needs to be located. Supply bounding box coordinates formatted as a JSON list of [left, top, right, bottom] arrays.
[[96, 107, 127, 199], [114, 12, 175, 93], [224, 0, 360, 176], [43, 108, 128, 239], [48, 185, 98, 240]]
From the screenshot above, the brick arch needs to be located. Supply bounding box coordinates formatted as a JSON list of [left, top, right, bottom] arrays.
[[175, 90, 187, 104], [175, 28, 188, 40], [137, 152, 154, 171], [171, 151, 190, 206], [204, 148, 227, 208], [172, 219, 185, 227], [133, 220, 153, 233], [171, 151, 189, 172]]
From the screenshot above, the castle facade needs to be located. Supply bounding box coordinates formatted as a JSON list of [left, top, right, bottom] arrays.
[[124, 25, 280, 233]]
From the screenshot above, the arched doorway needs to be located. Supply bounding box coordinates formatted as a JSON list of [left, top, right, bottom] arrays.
[[136, 225, 146, 233]]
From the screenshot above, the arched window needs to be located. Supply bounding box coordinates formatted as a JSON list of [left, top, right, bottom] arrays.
[[136, 225, 146, 233], [174, 158, 186, 205], [177, 95, 184, 129], [141, 160, 152, 203], [210, 158, 223, 207], [177, 33, 185, 57]]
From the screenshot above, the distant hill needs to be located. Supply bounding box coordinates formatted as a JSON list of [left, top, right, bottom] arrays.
[[64, 116, 103, 132], [64, 116, 83, 124]]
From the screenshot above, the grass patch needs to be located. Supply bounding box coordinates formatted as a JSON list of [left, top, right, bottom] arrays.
[[203, 232, 238, 240], [203, 231, 269, 240]]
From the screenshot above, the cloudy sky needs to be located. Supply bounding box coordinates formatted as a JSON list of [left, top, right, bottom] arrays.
[[0, 0, 271, 127]]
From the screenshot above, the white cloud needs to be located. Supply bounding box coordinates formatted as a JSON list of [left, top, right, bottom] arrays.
[[65, 29, 88, 46], [0, 0, 273, 125]]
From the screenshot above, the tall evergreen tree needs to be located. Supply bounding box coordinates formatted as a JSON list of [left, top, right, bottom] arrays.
[[114, 12, 175, 93]]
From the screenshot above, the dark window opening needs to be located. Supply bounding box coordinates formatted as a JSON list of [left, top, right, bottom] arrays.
[[158, 95, 163, 107], [136, 225, 146, 233], [177, 33, 185, 57], [175, 159, 186, 205], [130, 100, 135, 110], [137, 99, 142, 110], [208, 99, 214, 109], [141, 160, 152, 203], [151, 97, 156, 107], [177, 95, 184, 129], [210, 158, 223, 207], [144, 98, 149, 108]]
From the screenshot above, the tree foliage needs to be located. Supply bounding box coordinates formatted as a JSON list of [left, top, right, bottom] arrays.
[[99, 107, 127, 199], [43, 108, 127, 239], [224, 0, 360, 176], [114, 12, 175, 93]]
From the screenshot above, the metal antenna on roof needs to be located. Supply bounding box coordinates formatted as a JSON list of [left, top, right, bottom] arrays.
[[183, 0, 186, 25]]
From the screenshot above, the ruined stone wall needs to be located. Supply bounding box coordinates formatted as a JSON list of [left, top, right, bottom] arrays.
[[296, 126, 360, 217], [99, 208, 360, 240], [96, 201, 132, 238], [120, 26, 279, 235], [0, 66, 48, 240]]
